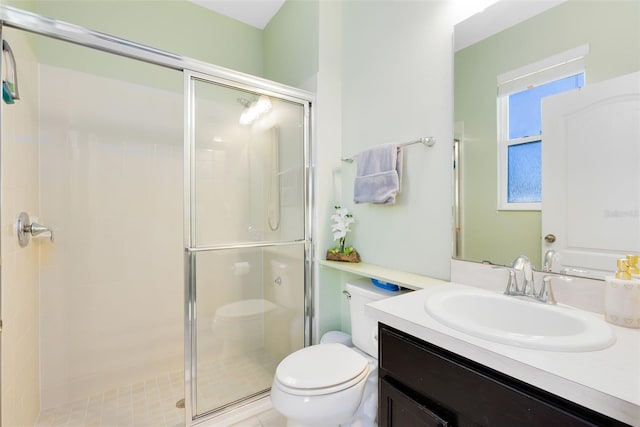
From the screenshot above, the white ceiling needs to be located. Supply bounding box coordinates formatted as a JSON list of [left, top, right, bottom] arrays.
[[454, 0, 566, 51], [190, 0, 286, 29], [192, 0, 566, 46]]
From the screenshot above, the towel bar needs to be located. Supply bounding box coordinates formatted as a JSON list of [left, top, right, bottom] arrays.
[[341, 137, 435, 163]]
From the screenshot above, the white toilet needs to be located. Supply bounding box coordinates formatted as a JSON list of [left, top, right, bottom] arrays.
[[271, 278, 406, 427]]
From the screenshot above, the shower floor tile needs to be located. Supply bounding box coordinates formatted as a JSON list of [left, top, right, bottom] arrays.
[[35, 370, 184, 427], [196, 350, 280, 412], [227, 409, 285, 427], [35, 351, 281, 427]]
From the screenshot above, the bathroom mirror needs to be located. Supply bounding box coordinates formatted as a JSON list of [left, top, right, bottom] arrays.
[[453, 0, 640, 278]]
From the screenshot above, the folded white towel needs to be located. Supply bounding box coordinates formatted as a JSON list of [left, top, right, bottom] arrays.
[[353, 143, 403, 204]]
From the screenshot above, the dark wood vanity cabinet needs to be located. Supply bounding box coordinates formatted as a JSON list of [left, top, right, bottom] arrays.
[[378, 324, 629, 427]]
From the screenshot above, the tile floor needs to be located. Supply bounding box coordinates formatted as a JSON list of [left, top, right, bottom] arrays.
[[35, 370, 185, 427], [226, 409, 285, 427], [35, 351, 283, 427], [196, 350, 279, 411]]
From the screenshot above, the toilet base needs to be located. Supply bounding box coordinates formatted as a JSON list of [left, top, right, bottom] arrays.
[[271, 354, 378, 427]]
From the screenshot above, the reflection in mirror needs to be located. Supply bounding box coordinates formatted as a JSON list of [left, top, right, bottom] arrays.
[[453, 0, 640, 278]]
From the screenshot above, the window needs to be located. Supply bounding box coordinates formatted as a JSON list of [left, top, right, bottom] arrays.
[[497, 45, 588, 210]]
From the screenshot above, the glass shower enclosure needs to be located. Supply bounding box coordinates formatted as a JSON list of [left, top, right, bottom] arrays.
[[184, 74, 311, 419], [0, 6, 313, 426]]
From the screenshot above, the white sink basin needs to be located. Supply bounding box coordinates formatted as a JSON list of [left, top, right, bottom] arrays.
[[424, 285, 615, 351]]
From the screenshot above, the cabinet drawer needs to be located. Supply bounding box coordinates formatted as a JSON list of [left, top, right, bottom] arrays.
[[379, 324, 627, 427], [380, 377, 451, 427]]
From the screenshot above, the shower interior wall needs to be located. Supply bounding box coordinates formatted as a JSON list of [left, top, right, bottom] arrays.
[[37, 61, 184, 408], [0, 27, 41, 427], [0, 29, 188, 415], [1, 23, 306, 426]]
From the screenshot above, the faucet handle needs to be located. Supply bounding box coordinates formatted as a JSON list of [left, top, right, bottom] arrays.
[[16, 212, 54, 248], [493, 266, 518, 295], [512, 255, 534, 296], [511, 255, 530, 269], [30, 222, 54, 242], [538, 275, 572, 304], [522, 261, 535, 296]]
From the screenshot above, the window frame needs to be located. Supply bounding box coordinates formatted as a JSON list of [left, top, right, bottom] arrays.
[[497, 127, 542, 210], [496, 45, 588, 211]]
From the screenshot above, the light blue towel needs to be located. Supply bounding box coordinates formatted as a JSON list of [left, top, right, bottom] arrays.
[[354, 143, 402, 204]]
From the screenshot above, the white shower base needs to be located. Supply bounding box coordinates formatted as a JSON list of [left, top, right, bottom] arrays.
[[34, 350, 280, 427], [35, 369, 184, 427]]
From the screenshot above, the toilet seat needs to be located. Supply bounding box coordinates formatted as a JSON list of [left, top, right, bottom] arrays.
[[274, 343, 369, 396]]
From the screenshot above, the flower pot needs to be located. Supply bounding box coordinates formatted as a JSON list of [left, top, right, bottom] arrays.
[[326, 250, 361, 263]]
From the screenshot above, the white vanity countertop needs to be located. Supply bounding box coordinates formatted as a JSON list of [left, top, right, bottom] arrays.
[[366, 283, 640, 425]]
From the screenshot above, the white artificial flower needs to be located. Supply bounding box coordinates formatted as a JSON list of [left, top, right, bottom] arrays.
[[330, 206, 354, 248]]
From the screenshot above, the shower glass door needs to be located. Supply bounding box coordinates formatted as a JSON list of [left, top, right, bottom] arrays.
[[184, 73, 310, 419]]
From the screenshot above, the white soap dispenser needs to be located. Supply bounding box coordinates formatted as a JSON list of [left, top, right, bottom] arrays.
[[604, 258, 640, 328]]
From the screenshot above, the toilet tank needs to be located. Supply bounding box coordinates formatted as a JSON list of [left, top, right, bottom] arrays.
[[346, 279, 407, 358]]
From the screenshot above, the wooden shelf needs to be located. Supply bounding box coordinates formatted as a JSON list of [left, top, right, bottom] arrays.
[[318, 260, 447, 291]]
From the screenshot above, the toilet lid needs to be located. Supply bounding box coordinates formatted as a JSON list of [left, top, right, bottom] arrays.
[[275, 343, 369, 396], [216, 299, 277, 319]]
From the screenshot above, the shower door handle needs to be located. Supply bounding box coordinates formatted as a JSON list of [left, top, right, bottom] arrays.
[[16, 212, 54, 247]]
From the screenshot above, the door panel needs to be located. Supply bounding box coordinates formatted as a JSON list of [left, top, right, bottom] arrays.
[[186, 73, 309, 418], [193, 244, 304, 414], [192, 80, 305, 248], [542, 72, 640, 278]]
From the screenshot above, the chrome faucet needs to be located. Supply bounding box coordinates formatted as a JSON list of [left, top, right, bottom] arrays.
[[494, 255, 569, 304], [537, 275, 572, 304], [493, 266, 517, 294], [512, 255, 534, 296], [542, 249, 558, 272], [538, 276, 558, 304], [492, 255, 532, 295]]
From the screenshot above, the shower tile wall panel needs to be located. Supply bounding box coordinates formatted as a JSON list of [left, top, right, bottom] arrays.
[[195, 141, 252, 245], [0, 27, 42, 427], [37, 64, 184, 408], [193, 86, 254, 247], [263, 250, 305, 361], [192, 81, 305, 247]]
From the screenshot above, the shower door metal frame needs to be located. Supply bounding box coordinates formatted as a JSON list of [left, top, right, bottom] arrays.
[[0, 5, 315, 426], [184, 70, 313, 423]]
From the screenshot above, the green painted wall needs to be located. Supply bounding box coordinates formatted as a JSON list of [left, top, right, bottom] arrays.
[[263, 0, 319, 88], [3, 0, 324, 100], [339, 0, 454, 279], [11, 0, 264, 77], [3, 0, 265, 95], [6, 0, 321, 91], [455, 0, 640, 269]]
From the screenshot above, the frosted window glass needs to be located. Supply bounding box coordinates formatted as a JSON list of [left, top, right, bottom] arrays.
[[508, 141, 541, 203], [509, 73, 584, 139]]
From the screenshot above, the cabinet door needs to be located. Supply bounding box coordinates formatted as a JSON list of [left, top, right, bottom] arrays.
[[379, 324, 627, 427], [380, 378, 450, 427]]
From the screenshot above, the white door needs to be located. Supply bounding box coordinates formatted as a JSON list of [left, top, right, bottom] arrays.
[[542, 71, 640, 278]]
